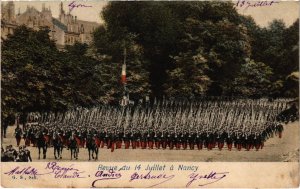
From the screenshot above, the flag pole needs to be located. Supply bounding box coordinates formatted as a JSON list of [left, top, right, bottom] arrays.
[[121, 45, 128, 106]]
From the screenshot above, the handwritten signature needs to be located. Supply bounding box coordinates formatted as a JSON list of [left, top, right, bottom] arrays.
[[4, 164, 229, 188], [68, 1, 92, 12], [45, 162, 85, 178], [186, 171, 229, 187], [236, 0, 279, 9], [130, 171, 175, 188], [91, 169, 122, 187], [4, 162, 85, 179], [4, 166, 39, 176]]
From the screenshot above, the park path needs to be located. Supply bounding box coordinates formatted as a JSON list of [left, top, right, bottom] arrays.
[[2, 121, 299, 162]]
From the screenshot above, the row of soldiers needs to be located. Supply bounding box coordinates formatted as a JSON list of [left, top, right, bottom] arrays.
[[1, 145, 32, 162], [17, 98, 296, 153], [18, 121, 284, 152]]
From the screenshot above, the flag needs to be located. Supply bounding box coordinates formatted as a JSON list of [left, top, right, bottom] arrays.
[[121, 63, 126, 84]]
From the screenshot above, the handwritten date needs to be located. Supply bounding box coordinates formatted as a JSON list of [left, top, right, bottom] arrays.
[[236, 0, 279, 9]]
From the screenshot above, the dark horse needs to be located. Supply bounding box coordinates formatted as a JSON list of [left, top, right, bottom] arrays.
[[86, 135, 99, 161], [36, 132, 47, 159], [53, 133, 64, 159], [68, 135, 80, 160]]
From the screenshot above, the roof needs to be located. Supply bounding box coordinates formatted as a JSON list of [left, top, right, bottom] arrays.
[[76, 20, 99, 26], [52, 18, 67, 31]]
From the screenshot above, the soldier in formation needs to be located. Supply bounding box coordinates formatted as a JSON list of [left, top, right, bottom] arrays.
[[14, 98, 298, 160]]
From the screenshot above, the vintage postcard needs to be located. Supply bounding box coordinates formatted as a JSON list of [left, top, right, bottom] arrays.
[[1, 0, 299, 188]]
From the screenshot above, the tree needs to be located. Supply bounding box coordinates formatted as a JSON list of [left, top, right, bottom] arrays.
[[1, 26, 104, 127], [93, 26, 150, 103], [164, 48, 211, 97], [101, 2, 182, 97], [283, 19, 299, 76], [230, 60, 273, 97], [63, 42, 102, 106], [99, 1, 252, 97], [1, 26, 69, 127], [282, 72, 299, 97]]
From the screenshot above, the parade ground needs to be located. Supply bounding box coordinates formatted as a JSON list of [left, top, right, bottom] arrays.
[[2, 122, 299, 162]]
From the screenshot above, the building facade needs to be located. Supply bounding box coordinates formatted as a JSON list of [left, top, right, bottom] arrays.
[[1, 2, 100, 47]]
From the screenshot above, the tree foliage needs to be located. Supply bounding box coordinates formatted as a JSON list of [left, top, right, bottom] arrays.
[[1, 27, 102, 124], [93, 26, 151, 102], [230, 60, 273, 97], [1, 2, 299, 125]]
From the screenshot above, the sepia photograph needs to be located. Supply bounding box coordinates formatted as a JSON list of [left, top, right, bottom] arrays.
[[1, 0, 299, 187]]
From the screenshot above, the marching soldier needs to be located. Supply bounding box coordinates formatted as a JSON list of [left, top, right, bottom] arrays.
[[154, 131, 162, 149], [196, 132, 203, 150], [105, 129, 110, 149], [161, 131, 168, 150], [110, 130, 116, 152], [226, 133, 233, 151], [15, 125, 23, 147], [116, 130, 123, 149], [132, 130, 140, 149], [134, 131, 141, 148], [169, 132, 176, 150], [277, 124, 284, 138], [23, 126, 31, 146], [124, 131, 131, 149], [216, 134, 223, 150], [180, 132, 187, 150], [188, 132, 196, 150], [141, 131, 148, 149], [148, 130, 155, 149], [99, 129, 106, 148]]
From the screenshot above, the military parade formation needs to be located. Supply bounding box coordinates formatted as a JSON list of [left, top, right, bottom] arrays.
[[2, 98, 298, 161]]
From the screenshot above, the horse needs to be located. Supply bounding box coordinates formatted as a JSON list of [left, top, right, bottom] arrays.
[[44, 134, 51, 147], [36, 132, 48, 159], [53, 133, 64, 159], [68, 135, 80, 160], [86, 135, 99, 161]]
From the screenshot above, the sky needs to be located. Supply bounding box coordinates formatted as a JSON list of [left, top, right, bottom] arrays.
[[3, 1, 299, 27]]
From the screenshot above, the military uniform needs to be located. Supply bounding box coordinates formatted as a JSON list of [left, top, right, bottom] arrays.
[[148, 131, 155, 149], [124, 132, 131, 149], [141, 132, 148, 149], [226, 133, 233, 151], [161, 132, 168, 149], [15, 127, 22, 146], [116, 131, 123, 149], [2, 146, 18, 162], [110, 132, 116, 152], [196, 133, 203, 150], [17, 146, 32, 162], [154, 132, 162, 149], [189, 133, 196, 150]]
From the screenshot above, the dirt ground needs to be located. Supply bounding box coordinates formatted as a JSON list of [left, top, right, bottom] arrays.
[[1, 121, 299, 162]]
